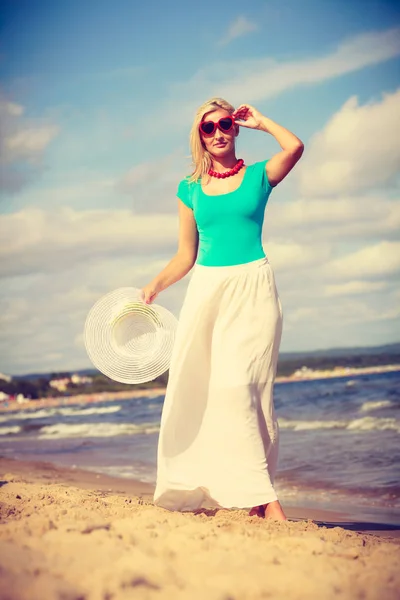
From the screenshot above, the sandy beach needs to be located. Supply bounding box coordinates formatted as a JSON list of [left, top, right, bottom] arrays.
[[0, 457, 399, 600]]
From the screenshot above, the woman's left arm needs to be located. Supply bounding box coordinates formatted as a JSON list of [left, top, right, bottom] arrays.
[[259, 115, 304, 186], [233, 104, 304, 186]]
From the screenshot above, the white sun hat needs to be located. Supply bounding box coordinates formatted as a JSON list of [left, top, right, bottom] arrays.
[[84, 287, 178, 384]]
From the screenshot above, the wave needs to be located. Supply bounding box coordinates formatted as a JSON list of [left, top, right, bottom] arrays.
[[3, 415, 399, 438], [83, 464, 157, 483], [0, 409, 53, 423], [279, 416, 400, 433], [57, 406, 122, 417], [359, 400, 394, 412], [0, 405, 122, 424], [0, 425, 21, 436], [37, 421, 160, 440]]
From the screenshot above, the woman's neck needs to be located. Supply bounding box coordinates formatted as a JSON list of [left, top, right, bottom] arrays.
[[210, 154, 239, 173]]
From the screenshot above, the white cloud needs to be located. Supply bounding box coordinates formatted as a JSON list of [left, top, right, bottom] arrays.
[[265, 193, 400, 241], [165, 26, 400, 123], [218, 16, 258, 47], [327, 241, 400, 279], [7, 175, 121, 213], [117, 151, 187, 212], [286, 298, 400, 329], [0, 205, 341, 281], [119, 163, 154, 188], [0, 95, 59, 192], [0, 207, 179, 278], [3, 101, 23, 117], [1, 214, 399, 373], [0, 255, 190, 375], [299, 88, 400, 196], [4, 126, 59, 164], [263, 240, 332, 271], [0, 97, 59, 164], [324, 280, 388, 297], [278, 277, 400, 354]]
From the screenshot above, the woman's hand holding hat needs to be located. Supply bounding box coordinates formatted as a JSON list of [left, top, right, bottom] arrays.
[[84, 286, 178, 384], [141, 282, 160, 305]]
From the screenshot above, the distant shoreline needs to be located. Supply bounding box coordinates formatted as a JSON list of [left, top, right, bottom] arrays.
[[0, 387, 166, 413], [0, 364, 399, 413], [274, 363, 400, 384]]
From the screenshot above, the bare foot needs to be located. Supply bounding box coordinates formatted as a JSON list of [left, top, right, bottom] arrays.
[[264, 500, 287, 521], [249, 500, 287, 520], [249, 505, 265, 518]]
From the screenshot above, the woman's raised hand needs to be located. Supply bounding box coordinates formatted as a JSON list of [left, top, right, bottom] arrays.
[[232, 104, 264, 130]]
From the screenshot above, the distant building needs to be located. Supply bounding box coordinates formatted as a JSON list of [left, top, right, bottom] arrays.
[[71, 374, 93, 385], [16, 393, 29, 404], [0, 373, 12, 383], [293, 366, 314, 378], [49, 378, 70, 392]]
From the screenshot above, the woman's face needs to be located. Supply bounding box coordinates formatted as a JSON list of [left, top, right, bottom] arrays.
[[200, 108, 238, 158]]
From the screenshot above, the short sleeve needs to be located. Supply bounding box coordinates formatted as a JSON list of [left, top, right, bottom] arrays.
[[177, 178, 193, 209], [258, 159, 273, 194]]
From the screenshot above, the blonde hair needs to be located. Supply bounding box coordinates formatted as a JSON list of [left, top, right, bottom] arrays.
[[188, 97, 236, 183]]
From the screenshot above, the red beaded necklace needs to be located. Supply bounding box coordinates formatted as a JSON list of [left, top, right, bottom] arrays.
[[208, 158, 244, 179]]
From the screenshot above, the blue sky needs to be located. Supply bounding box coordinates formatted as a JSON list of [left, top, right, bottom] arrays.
[[0, 0, 399, 375]]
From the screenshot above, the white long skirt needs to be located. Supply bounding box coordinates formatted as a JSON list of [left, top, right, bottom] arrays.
[[153, 256, 283, 511]]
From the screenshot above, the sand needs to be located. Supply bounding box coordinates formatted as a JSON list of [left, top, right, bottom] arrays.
[[0, 457, 399, 600]]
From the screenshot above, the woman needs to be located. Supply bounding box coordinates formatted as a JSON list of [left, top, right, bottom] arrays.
[[141, 98, 304, 520]]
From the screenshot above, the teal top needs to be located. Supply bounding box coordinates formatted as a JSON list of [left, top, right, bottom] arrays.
[[177, 159, 273, 267]]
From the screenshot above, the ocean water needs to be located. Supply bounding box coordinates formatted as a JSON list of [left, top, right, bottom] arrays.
[[1, 370, 399, 523]]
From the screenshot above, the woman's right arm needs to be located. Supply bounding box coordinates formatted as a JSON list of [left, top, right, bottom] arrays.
[[141, 201, 199, 304]]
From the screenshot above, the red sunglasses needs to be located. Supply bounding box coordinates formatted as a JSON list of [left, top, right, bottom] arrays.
[[199, 116, 235, 136]]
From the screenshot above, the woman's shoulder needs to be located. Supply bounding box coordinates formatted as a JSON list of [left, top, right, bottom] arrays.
[[178, 172, 201, 188], [177, 176, 199, 209], [177, 177, 189, 197], [246, 159, 272, 192], [246, 159, 269, 171]]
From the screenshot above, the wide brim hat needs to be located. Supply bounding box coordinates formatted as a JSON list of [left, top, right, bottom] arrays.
[[84, 287, 178, 384]]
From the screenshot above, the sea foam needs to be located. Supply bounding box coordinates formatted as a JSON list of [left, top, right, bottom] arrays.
[[279, 416, 400, 433], [37, 421, 160, 440]]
